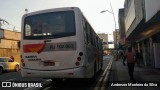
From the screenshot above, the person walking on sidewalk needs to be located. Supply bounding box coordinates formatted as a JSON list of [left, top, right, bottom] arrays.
[[120, 49, 126, 66], [135, 50, 141, 67], [122, 51, 126, 66], [124, 46, 135, 81]]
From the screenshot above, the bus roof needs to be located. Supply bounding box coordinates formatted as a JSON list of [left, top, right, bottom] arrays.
[[22, 7, 80, 18]]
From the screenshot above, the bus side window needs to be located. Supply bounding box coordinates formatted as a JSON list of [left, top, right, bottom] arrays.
[[95, 37, 98, 48], [89, 26, 93, 45], [83, 18, 88, 44], [85, 21, 90, 44], [93, 33, 96, 47]]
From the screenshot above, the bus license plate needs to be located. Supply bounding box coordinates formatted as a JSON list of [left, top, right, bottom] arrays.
[[43, 62, 55, 66]]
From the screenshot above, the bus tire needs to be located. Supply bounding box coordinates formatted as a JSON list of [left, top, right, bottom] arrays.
[[92, 61, 97, 80], [100, 62, 103, 71], [51, 78, 63, 83]]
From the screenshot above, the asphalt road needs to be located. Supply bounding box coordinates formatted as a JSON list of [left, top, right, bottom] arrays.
[[0, 55, 113, 90]]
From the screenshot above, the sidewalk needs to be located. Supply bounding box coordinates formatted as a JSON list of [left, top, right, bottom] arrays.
[[107, 58, 160, 90]]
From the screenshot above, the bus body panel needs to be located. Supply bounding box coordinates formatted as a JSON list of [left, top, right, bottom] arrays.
[[21, 7, 102, 79], [22, 36, 80, 70], [21, 67, 86, 78]]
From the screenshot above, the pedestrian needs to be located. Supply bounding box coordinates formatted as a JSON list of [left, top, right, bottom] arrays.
[[135, 50, 141, 67], [10, 56, 14, 62], [120, 50, 126, 66], [120, 51, 123, 59], [124, 46, 135, 81], [122, 51, 126, 66]]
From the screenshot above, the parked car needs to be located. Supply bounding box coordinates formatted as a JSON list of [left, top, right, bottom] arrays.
[[0, 57, 20, 74]]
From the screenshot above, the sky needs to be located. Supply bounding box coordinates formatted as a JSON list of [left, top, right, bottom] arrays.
[[0, 0, 125, 34]]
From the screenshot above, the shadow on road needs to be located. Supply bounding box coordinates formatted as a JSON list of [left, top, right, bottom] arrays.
[[47, 79, 97, 90]]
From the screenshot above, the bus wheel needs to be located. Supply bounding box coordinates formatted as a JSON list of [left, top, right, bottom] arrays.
[[94, 62, 97, 74], [100, 62, 103, 71], [92, 62, 97, 80]]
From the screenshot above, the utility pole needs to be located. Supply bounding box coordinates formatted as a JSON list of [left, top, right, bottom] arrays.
[[100, 2, 118, 60]]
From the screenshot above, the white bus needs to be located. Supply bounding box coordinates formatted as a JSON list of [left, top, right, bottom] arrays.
[[21, 7, 103, 80]]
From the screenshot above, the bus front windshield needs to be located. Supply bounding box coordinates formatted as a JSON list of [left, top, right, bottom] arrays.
[[24, 11, 75, 39]]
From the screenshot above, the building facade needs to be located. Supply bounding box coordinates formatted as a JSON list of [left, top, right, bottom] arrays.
[[0, 29, 21, 62], [118, 9, 126, 46], [113, 30, 119, 49], [119, 0, 160, 68], [98, 33, 108, 49], [98, 33, 109, 55]]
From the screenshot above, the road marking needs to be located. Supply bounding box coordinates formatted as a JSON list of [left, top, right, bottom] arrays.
[[100, 59, 113, 90], [24, 87, 35, 90], [5, 78, 16, 81], [94, 57, 113, 90], [43, 86, 51, 90], [45, 79, 52, 82]]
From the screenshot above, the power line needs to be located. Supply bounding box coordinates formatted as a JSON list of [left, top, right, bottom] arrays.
[[0, 18, 20, 31]]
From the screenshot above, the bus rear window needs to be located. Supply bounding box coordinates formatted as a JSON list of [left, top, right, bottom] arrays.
[[24, 11, 75, 39]]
